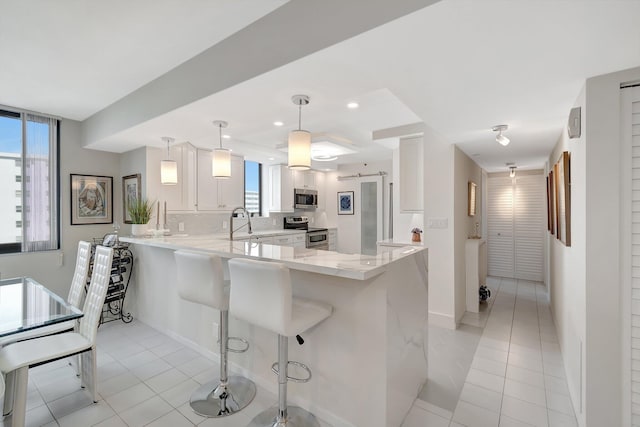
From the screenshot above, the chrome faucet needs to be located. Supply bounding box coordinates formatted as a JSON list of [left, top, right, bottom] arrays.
[[230, 207, 253, 241]]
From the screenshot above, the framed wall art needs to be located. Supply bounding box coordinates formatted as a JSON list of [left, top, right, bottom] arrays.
[[557, 151, 571, 246], [70, 174, 113, 225], [122, 174, 141, 224], [468, 181, 477, 216], [337, 191, 354, 215]]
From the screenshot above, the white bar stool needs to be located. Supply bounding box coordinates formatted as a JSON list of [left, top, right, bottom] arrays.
[[228, 258, 332, 427], [174, 250, 256, 418]]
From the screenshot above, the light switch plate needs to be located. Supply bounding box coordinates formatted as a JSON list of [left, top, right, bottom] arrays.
[[222, 221, 228, 229], [178, 222, 185, 232]]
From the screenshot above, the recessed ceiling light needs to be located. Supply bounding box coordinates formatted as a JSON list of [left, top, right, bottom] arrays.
[[347, 102, 359, 109], [273, 121, 284, 127], [268, 157, 275, 161], [222, 134, 231, 139]]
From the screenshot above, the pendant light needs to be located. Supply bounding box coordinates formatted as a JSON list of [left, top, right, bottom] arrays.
[[160, 137, 178, 185], [288, 94, 311, 170], [212, 120, 231, 179], [492, 124, 510, 146], [509, 166, 517, 178]]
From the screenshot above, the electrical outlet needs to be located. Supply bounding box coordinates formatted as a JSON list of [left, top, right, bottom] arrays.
[[222, 220, 228, 229], [178, 222, 185, 232], [58, 252, 64, 267], [427, 218, 448, 229]]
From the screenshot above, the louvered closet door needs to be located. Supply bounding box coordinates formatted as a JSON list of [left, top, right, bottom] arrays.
[[488, 174, 544, 280], [488, 177, 515, 278], [514, 175, 544, 281], [624, 85, 640, 425]]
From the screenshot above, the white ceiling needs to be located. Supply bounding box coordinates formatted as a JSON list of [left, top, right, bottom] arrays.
[[2, 0, 640, 172]]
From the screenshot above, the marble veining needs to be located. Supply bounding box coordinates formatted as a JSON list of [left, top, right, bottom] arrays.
[[121, 234, 426, 280]]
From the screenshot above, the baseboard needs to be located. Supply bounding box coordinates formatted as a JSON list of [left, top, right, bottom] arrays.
[[428, 311, 457, 330]]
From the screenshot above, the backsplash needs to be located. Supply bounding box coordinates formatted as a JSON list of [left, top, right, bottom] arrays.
[[164, 212, 313, 235]]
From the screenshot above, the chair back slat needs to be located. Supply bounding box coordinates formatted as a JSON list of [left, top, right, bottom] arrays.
[[68, 240, 91, 308], [79, 245, 113, 343]]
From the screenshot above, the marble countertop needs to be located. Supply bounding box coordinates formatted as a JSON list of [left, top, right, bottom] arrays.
[[377, 238, 425, 247], [121, 234, 426, 281]]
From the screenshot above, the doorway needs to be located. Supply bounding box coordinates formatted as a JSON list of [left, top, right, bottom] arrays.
[[487, 172, 544, 281]]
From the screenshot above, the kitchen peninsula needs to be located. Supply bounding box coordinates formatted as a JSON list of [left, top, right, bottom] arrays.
[[121, 235, 428, 427]]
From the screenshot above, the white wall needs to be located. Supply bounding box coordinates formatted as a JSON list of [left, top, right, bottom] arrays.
[[453, 146, 483, 323], [0, 119, 121, 297], [548, 65, 640, 427], [423, 124, 456, 329], [324, 161, 391, 254]]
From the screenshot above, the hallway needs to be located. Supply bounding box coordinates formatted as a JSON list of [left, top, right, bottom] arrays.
[[404, 277, 578, 427]]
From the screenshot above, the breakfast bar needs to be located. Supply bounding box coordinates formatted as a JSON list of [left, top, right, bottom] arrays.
[[121, 235, 428, 427]]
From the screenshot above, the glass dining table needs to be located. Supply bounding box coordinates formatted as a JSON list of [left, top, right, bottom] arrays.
[[0, 277, 83, 338]]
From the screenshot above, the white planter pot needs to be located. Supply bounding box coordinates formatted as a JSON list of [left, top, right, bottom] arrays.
[[131, 223, 149, 237]]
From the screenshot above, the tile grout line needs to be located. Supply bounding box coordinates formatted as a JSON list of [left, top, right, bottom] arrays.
[[498, 277, 518, 425]]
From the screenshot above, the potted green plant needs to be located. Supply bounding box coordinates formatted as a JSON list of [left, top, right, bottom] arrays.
[[128, 197, 154, 236]]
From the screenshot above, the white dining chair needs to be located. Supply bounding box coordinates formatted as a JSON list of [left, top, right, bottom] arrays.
[[0, 240, 92, 348], [0, 245, 113, 427]]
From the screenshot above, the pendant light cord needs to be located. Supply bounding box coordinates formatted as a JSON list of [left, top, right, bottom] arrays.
[[298, 102, 302, 131], [218, 124, 223, 149]]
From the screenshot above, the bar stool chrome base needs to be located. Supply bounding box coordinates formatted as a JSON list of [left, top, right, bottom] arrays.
[[248, 406, 321, 427], [189, 376, 256, 417]]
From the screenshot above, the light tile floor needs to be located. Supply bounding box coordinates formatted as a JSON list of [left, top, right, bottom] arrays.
[[403, 276, 579, 427], [1, 276, 577, 427]]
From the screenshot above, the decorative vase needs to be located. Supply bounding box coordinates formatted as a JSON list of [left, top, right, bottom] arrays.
[[412, 232, 421, 243], [131, 223, 148, 237]]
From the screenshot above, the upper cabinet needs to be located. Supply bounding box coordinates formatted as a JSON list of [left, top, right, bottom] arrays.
[[268, 165, 295, 213], [196, 149, 245, 211], [399, 136, 424, 212], [164, 142, 197, 212], [293, 170, 316, 189]]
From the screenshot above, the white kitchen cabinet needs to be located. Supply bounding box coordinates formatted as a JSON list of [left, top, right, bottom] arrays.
[[272, 235, 294, 246], [293, 170, 316, 189], [196, 149, 245, 211], [399, 136, 423, 212], [328, 228, 337, 251], [268, 165, 294, 212], [291, 233, 306, 248], [164, 142, 197, 211]]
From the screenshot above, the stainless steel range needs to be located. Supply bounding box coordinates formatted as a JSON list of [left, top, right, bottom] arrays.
[[283, 216, 329, 250]]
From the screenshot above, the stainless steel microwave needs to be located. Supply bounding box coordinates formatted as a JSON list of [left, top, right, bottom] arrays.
[[294, 188, 317, 209]]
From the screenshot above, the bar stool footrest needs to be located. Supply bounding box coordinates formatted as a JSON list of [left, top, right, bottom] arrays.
[[227, 336, 250, 353], [271, 361, 312, 383]]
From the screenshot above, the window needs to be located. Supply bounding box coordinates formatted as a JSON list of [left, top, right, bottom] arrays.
[[244, 160, 261, 216], [0, 108, 59, 254]]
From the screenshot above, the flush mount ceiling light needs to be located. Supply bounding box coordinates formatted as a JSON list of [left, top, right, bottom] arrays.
[[492, 124, 510, 146], [288, 94, 311, 170], [212, 120, 231, 179], [347, 102, 359, 109], [273, 121, 284, 127], [160, 137, 177, 185], [311, 154, 338, 162]]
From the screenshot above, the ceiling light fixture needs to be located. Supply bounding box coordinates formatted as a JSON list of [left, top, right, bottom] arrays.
[[492, 124, 510, 146], [212, 120, 231, 179], [288, 94, 311, 170], [347, 102, 359, 109], [160, 137, 177, 185], [273, 121, 284, 127], [222, 134, 231, 139], [311, 154, 338, 162], [509, 166, 517, 178]]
